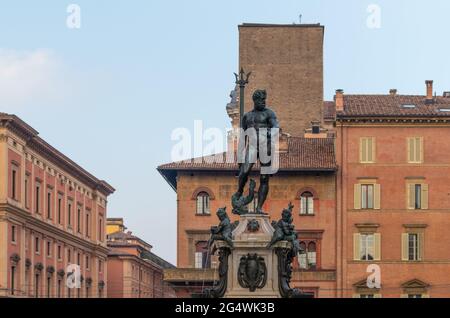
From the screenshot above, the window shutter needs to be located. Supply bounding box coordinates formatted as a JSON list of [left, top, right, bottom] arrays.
[[407, 138, 414, 162], [367, 138, 372, 162], [414, 137, 421, 163], [419, 137, 424, 163], [370, 137, 376, 163], [374, 233, 381, 261], [374, 184, 381, 210], [401, 233, 409, 261], [360, 138, 366, 162], [353, 233, 361, 261], [354, 184, 361, 210], [421, 184, 429, 210], [407, 184, 415, 210], [418, 232, 424, 261]]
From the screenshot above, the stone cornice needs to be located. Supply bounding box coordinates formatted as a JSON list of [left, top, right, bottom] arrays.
[[0, 113, 114, 196], [1, 203, 109, 255]]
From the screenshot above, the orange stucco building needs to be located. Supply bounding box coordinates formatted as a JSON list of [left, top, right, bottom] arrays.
[[0, 113, 114, 298], [158, 23, 450, 298], [106, 218, 176, 298]]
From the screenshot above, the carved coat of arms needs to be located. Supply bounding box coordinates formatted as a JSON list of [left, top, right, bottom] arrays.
[[237, 253, 267, 292]]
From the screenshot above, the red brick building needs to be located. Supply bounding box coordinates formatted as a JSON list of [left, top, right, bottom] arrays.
[[335, 83, 450, 298], [0, 113, 114, 298], [158, 23, 450, 298]]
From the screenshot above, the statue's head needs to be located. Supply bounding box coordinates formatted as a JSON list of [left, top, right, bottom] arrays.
[[252, 89, 267, 111], [217, 207, 228, 221]]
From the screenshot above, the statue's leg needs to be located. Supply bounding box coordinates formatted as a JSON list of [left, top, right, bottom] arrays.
[[257, 174, 269, 212], [237, 162, 254, 194]]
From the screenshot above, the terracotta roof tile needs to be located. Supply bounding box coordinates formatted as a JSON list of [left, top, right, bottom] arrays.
[[158, 137, 336, 190], [337, 95, 450, 117]]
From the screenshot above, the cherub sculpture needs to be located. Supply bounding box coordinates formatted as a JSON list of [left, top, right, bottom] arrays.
[[231, 179, 256, 215], [208, 207, 237, 248], [267, 202, 301, 255]]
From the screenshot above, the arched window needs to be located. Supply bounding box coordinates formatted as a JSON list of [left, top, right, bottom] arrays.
[[300, 191, 314, 215], [196, 192, 210, 215], [298, 241, 317, 270], [307, 242, 317, 270], [194, 241, 210, 269]]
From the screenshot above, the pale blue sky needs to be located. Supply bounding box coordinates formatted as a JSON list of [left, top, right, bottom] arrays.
[[1, 0, 449, 264]]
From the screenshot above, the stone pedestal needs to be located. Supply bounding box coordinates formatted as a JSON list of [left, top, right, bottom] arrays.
[[224, 214, 280, 298]]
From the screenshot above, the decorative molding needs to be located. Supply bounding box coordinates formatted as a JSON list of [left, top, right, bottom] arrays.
[[296, 187, 319, 199], [403, 224, 427, 229], [191, 187, 216, 200], [34, 262, 44, 272], [46, 265, 55, 275], [10, 253, 21, 264]]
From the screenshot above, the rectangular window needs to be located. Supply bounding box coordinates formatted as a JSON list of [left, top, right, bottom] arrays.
[[414, 184, 421, 209], [77, 253, 81, 266], [360, 137, 376, 163], [47, 190, 52, 219], [11, 225, 16, 243], [35, 237, 40, 254], [77, 206, 82, 233], [407, 183, 428, 210], [47, 241, 51, 257], [35, 182, 41, 214], [99, 217, 103, 241], [354, 183, 380, 210], [86, 212, 90, 238], [25, 175, 30, 209], [402, 232, 424, 261], [11, 266, 15, 295], [57, 195, 62, 224], [67, 201, 72, 227], [360, 234, 375, 261], [407, 137, 423, 163], [12, 168, 17, 200], [354, 233, 381, 261], [57, 245, 62, 260], [86, 255, 90, 270], [408, 233, 419, 261], [99, 260, 103, 273], [68, 249, 71, 263], [361, 184, 374, 209]]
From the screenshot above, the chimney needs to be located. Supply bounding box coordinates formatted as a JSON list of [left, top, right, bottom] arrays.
[[425, 80, 434, 104], [389, 89, 397, 96], [443, 91, 450, 98], [335, 89, 344, 111]]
